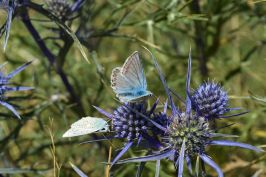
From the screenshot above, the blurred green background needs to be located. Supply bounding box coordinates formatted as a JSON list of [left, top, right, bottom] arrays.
[[0, 0, 266, 176]]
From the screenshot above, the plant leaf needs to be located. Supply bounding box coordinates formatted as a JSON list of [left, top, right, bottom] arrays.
[[199, 154, 223, 177], [209, 140, 264, 152], [136, 162, 146, 177], [111, 141, 133, 167], [70, 162, 88, 177], [155, 160, 160, 177], [117, 149, 175, 164], [143, 46, 178, 116], [178, 139, 186, 177], [185, 47, 192, 114], [7, 61, 32, 79], [0, 101, 20, 119]]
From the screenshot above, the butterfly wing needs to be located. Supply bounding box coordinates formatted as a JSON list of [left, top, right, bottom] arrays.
[[121, 51, 146, 89], [63, 117, 108, 137], [111, 67, 135, 93], [111, 51, 152, 102]]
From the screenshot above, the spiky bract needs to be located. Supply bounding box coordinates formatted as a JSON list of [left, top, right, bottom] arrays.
[[0, 61, 32, 119], [152, 112, 169, 135]]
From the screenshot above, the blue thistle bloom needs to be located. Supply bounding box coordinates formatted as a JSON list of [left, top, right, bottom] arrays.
[[116, 49, 263, 177], [192, 82, 229, 119], [192, 82, 247, 120], [112, 103, 150, 141], [93, 100, 164, 167], [0, 61, 33, 119]]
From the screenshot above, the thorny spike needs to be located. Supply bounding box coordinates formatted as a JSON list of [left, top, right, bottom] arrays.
[[163, 99, 168, 114], [186, 47, 192, 115], [149, 97, 160, 115], [143, 46, 179, 116], [93, 105, 113, 119]]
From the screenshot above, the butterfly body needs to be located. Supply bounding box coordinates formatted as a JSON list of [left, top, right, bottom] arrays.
[[63, 117, 109, 137], [111, 51, 152, 103], [116, 89, 152, 103]]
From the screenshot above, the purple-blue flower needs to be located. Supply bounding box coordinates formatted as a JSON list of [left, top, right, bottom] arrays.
[[0, 61, 33, 119], [192, 81, 246, 120], [115, 49, 263, 177], [93, 100, 164, 166]]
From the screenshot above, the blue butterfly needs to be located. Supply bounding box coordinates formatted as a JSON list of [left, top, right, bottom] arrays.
[[111, 51, 152, 103]]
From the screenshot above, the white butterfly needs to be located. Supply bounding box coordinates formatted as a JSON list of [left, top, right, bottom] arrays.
[[63, 117, 109, 138], [111, 51, 152, 103]]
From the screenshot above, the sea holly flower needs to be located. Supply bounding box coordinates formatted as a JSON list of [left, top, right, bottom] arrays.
[[45, 0, 85, 22], [191, 81, 246, 120], [112, 103, 151, 141], [192, 82, 228, 119], [46, 0, 71, 21], [0, 61, 33, 119], [94, 100, 166, 166], [0, 0, 14, 50], [116, 49, 263, 177]]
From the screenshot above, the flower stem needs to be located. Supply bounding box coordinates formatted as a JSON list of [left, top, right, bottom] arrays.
[[105, 146, 112, 177]]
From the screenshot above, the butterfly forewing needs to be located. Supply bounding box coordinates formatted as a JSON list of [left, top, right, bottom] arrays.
[[110, 51, 152, 102], [121, 51, 146, 89], [63, 117, 108, 137]]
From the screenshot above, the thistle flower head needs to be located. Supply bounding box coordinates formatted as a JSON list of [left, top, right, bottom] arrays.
[[192, 82, 228, 119], [46, 0, 71, 20], [93, 100, 163, 167], [112, 103, 151, 141], [167, 113, 211, 157]]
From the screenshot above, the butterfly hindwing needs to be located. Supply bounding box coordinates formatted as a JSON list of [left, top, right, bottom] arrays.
[[111, 51, 152, 102], [63, 117, 109, 137]]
